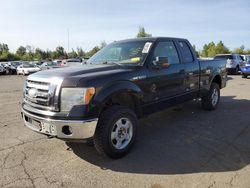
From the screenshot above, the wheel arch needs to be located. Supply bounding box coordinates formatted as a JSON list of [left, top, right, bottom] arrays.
[[93, 81, 144, 117], [211, 74, 222, 89]]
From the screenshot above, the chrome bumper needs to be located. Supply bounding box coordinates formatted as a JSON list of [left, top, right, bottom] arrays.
[[21, 109, 98, 140]]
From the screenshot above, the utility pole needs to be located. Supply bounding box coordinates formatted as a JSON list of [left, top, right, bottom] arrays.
[[67, 28, 69, 52]]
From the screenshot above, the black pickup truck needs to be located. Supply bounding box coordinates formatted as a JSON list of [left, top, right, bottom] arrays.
[[21, 37, 227, 158]]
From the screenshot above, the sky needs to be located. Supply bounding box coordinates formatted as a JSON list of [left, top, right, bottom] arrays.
[[0, 0, 250, 52]]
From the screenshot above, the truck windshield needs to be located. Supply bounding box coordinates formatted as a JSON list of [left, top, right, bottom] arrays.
[[87, 41, 152, 66]]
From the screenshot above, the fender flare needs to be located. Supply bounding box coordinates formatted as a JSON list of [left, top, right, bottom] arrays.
[[94, 80, 144, 105]]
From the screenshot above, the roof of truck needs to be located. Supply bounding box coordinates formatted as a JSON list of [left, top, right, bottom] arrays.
[[113, 37, 187, 43]]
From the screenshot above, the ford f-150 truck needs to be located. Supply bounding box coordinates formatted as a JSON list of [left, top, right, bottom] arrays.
[[21, 37, 227, 158]]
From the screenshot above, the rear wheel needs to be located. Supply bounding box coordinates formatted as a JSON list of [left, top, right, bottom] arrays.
[[242, 74, 248, 78], [94, 105, 137, 158], [201, 83, 220, 110]]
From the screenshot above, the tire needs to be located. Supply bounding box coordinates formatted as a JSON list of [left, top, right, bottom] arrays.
[[85, 138, 94, 147], [242, 74, 248, 78], [235, 66, 239, 75], [201, 83, 220, 111], [94, 105, 137, 159]]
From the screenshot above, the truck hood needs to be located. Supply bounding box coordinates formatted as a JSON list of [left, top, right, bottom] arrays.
[[27, 64, 135, 85]]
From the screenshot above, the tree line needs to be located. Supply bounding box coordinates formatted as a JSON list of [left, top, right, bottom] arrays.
[[0, 41, 107, 62], [0, 27, 249, 62], [198, 41, 250, 57]]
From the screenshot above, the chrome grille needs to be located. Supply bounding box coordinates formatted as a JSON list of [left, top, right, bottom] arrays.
[[24, 78, 59, 111]]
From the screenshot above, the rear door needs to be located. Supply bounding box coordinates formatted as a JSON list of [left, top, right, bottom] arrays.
[[176, 40, 200, 96]]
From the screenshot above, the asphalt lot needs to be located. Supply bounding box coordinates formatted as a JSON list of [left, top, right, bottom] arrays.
[[0, 75, 250, 188]]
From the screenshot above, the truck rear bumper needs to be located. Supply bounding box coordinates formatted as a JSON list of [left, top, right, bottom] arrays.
[[21, 109, 98, 140]]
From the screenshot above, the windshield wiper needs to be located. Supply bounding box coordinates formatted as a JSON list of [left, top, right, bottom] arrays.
[[102, 61, 123, 66]]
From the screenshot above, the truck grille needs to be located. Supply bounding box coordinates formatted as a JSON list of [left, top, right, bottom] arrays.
[[24, 78, 61, 111]]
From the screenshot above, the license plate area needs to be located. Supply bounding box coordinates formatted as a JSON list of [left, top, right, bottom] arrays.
[[31, 119, 42, 131], [41, 122, 52, 134], [23, 114, 56, 135]]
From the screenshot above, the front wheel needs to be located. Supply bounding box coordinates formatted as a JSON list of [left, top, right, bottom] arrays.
[[201, 83, 220, 110], [94, 105, 137, 158]]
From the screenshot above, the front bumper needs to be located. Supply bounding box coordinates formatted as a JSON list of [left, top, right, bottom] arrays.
[[21, 109, 98, 140]]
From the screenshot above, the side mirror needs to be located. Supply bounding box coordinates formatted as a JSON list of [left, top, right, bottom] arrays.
[[152, 57, 170, 69]]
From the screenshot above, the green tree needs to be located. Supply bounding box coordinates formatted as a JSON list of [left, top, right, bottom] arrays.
[[246, 49, 250, 54], [87, 46, 100, 57], [215, 41, 229, 54], [68, 49, 78, 58], [233, 45, 245, 54], [76, 47, 86, 58], [16, 46, 26, 57], [201, 44, 209, 57], [53, 46, 66, 59], [207, 42, 216, 57], [0, 43, 9, 54], [34, 48, 46, 60], [136, 27, 152, 38]]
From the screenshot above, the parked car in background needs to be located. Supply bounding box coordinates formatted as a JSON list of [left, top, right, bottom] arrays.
[[214, 54, 243, 74], [240, 55, 250, 78], [1, 62, 16, 74], [40, 61, 61, 70], [60, 58, 82, 67], [0, 64, 6, 75], [8, 61, 23, 74], [53, 59, 62, 64], [241, 55, 250, 63], [17, 62, 41, 75]]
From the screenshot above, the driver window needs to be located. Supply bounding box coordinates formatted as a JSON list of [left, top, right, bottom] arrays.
[[153, 41, 180, 64]]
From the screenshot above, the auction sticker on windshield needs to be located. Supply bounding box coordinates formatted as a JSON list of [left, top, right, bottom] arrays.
[[142, 42, 152, 53]]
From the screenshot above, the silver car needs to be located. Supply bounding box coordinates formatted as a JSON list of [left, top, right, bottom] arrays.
[[214, 54, 243, 74]]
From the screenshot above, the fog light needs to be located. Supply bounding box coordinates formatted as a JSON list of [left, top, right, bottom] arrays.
[[62, 126, 73, 135]]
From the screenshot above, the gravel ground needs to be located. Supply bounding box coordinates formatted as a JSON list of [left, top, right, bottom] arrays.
[[0, 75, 250, 188]]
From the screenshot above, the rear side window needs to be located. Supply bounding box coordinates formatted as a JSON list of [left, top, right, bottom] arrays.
[[153, 41, 180, 64], [178, 41, 194, 63]]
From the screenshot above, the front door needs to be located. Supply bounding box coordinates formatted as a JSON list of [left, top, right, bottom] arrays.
[[146, 40, 185, 101]]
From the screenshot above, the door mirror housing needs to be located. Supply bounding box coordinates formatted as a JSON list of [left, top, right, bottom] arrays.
[[152, 57, 170, 69]]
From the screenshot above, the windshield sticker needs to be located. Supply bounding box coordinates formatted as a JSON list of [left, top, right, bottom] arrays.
[[131, 57, 140, 62], [142, 42, 152, 53]]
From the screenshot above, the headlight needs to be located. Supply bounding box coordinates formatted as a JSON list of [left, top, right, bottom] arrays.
[[60, 87, 95, 112]]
